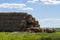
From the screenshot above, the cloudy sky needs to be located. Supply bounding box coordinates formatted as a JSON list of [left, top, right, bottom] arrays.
[[0, 0, 60, 28]]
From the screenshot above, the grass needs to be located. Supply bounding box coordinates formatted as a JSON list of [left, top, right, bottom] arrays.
[[56, 28, 60, 32], [0, 32, 60, 40]]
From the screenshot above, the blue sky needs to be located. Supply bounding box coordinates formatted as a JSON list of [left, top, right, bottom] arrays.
[[0, 0, 60, 28]]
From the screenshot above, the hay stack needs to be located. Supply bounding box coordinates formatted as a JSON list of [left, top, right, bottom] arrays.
[[0, 12, 40, 32]]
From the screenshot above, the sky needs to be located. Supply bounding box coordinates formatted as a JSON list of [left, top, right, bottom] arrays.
[[0, 0, 60, 28]]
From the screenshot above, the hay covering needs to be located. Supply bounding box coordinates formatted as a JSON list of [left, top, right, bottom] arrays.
[[0, 12, 40, 32]]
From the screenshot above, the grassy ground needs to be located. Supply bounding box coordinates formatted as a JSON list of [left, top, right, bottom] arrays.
[[0, 32, 60, 40], [56, 28, 60, 32]]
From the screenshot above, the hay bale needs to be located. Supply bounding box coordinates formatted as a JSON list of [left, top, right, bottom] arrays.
[[46, 28, 56, 33], [26, 28, 40, 33]]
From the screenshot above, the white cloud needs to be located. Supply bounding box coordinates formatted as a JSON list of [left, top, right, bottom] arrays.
[[40, 18, 60, 22], [22, 7, 33, 10], [0, 3, 26, 8], [40, 0, 60, 4], [0, 3, 33, 11], [27, 0, 39, 3], [28, 0, 60, 4], [38, 18, 60, 28]]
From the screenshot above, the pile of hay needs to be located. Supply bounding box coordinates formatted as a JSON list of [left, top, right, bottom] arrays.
[[0, 12, 56, 33], [0, 12, 40, 32]]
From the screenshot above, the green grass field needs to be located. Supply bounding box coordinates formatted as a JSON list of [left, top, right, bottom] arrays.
[[0, 28, 60, 40], [0, 32, 60, 40]]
